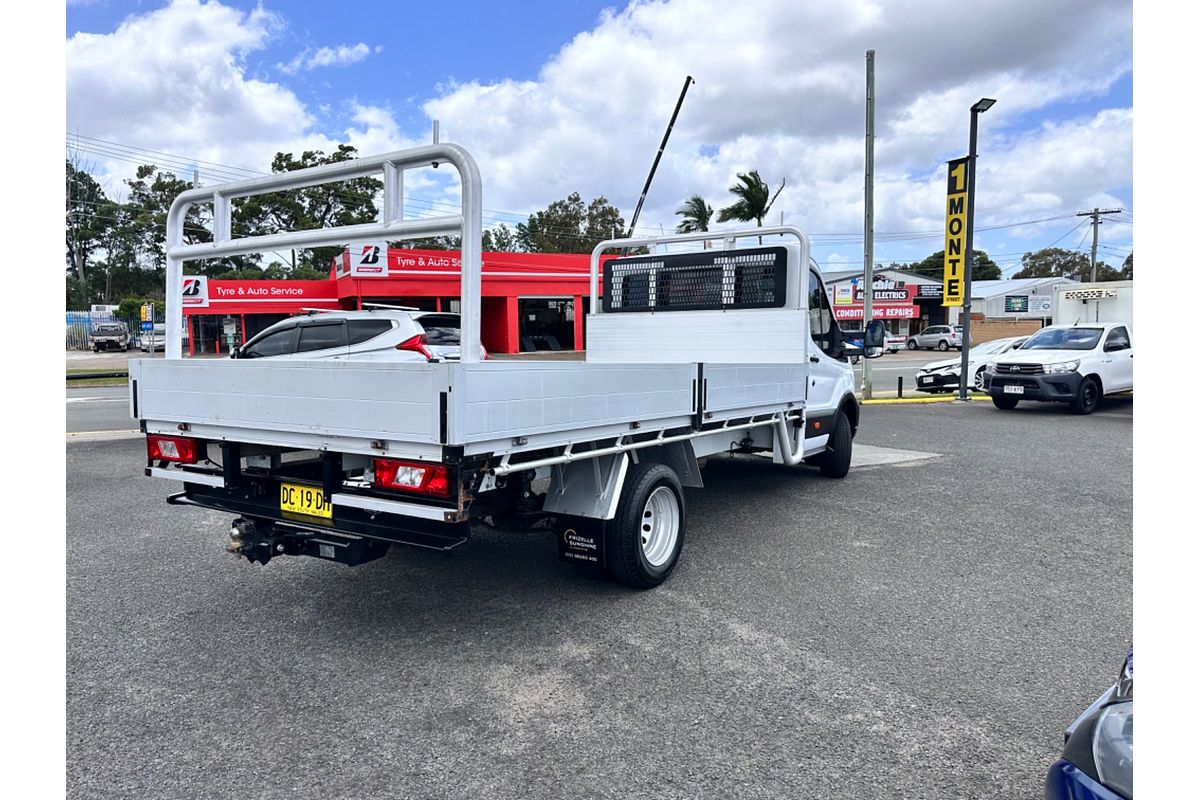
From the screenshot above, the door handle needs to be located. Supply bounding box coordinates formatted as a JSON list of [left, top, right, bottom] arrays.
[[809, 356, 820, 364]]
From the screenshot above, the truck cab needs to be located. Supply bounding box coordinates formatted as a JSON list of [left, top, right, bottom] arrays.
[[983, 322, 1133, 414]]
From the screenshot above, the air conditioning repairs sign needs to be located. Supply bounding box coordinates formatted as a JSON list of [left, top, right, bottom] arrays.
[[942, 157, 970, 307], [348, 241, 388, 277]]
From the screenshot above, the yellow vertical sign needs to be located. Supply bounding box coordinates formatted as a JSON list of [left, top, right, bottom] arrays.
[[943, 157, 970, 307]]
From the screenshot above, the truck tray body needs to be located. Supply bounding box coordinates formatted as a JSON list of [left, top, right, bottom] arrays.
[[132, 358, 808, 461]]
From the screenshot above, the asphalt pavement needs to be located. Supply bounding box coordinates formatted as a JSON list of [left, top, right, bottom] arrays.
[[66, 399, 1131, 799]]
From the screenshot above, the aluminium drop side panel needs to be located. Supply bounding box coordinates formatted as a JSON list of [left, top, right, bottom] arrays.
[[585, 308, 809, 364], [445, 361, 697, 451], [132, 359, 450, 445], [702, 363, 808, 416]]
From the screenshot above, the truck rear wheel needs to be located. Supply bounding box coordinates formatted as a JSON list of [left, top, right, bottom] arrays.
[[606, 461, 685, 589]]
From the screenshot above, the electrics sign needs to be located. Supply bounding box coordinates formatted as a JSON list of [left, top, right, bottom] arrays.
[[942, 157, 970, 307]]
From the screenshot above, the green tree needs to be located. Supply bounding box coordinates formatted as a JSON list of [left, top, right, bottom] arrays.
[[716, 171, 786, 243], [1012, 247, 1121, 281], [483, 223, 519, 251], [675, 194, 713, 234], [516, 192, 627, 253], [1121, 252, 1133, 279], [907, 249, 1000, 281], [124, 165, 215, 271], [66, 159, 111, 288], [234, 145, 381, 271]]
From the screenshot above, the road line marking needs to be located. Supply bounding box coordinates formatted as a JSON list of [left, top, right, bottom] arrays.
[[67, 430, 142, 442], [65, 397, 126, 404], [861, 394, 986, 405]]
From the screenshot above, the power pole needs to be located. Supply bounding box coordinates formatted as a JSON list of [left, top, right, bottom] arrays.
[[862, 49, 875, 400], [1075, 207, 1123, 281]]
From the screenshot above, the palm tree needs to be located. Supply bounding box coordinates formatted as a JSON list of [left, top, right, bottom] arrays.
[[717, 171, 786, 244], [674, 194, 713, 234]]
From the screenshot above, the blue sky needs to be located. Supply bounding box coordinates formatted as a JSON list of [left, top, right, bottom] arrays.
[[66, 0, 1133, 276]]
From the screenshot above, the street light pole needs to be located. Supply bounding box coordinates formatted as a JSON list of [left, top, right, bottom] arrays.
[[958, 97, 995, 401]]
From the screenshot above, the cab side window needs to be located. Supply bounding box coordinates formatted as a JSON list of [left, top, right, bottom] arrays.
[[809, 270, 836, 356], [1105, 326, 1130, 351]]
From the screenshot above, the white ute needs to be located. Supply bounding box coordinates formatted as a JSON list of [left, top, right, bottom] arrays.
[[983, 322, 1133, 414], [130, 143, 885, 588]]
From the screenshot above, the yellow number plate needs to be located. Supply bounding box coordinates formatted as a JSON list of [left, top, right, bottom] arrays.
[[279, 482, 332, 519]]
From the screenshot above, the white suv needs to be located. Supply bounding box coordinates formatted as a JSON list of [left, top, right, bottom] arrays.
[[906, 325, 965, 351], [232, 309, 468, 362], [983, 323, 1133, 415]]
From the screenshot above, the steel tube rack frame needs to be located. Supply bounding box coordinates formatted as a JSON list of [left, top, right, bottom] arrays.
[[162, 144, 484, 363]]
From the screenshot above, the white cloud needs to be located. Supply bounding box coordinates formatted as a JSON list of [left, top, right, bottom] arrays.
[[66, 0, 398, 194], [278, 42, 375, 74], [65, 0, 1132, 266], [422, 0, 1132, 260]]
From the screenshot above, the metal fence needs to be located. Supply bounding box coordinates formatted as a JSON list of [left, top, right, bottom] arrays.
[[65, 310, 153, 351]]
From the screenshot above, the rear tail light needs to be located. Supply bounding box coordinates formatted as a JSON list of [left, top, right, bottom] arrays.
[[396, 333, 434, 360], [481, 344, 489, 360], [147, 434, 200, 464], [372, 458, 450, 497]]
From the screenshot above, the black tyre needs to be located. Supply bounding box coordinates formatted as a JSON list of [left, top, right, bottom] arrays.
[[937, 340, 949, 351], [907, 340, 917, 350], [1070, 376, 1101, 415], [992, 395, 1019, 410], [606, 461, 685, 589], [810, 411, 852, 479]]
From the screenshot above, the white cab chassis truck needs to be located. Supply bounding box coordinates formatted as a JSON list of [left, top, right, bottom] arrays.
[[131, 144, 884, 588]]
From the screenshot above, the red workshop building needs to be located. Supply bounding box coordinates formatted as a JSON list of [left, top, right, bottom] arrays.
[[182, 248, 613, 356]]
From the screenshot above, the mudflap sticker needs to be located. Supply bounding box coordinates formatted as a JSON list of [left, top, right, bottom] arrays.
[[556, 517, 606, 571]]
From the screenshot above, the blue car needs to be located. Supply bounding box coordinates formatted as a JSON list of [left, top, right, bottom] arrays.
[[1046, 647, 1133, 799]]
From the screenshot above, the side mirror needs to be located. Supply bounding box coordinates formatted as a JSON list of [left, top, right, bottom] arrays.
[[229, 346, 240, 359], [863, 320, 886, 359]]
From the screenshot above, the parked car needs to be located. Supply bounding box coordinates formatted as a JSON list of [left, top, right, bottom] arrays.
[[884, 333, 906, 353], [983, 323, 1133, 415], [139, 324, 190, 353], [89, 322, 132, 352], [915, 336, 1027, 393], [1045, 647, 1132, 800], [906, 324, 968, 351], [231, 309, 470, 362]]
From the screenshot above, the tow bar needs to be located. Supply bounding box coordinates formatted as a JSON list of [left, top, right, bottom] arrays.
[[227, 517, 390, 567]]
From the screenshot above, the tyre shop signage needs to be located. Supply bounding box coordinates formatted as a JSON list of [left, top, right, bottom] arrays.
[[348, 241, 388, 277], [181, 276, 209, 307], [1029, 294, 1052, 313], [942, 157, 970, 307]]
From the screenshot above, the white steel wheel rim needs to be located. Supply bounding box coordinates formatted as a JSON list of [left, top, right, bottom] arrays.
[[640, 486, 680, 568]]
